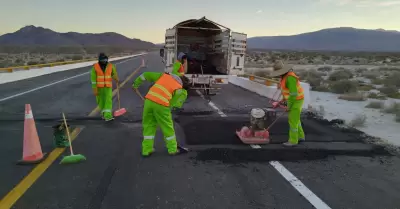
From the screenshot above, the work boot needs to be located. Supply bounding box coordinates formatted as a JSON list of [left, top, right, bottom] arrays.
[[142, 149, 155, 157], [104, 112, 114, 121], [283, 141, 298, 147]]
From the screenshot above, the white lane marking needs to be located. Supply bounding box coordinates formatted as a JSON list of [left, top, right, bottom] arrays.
[[196, 90, 332, 209], [0, 57, 138, 103], [269, 161, 332, 209], [250, 144, 261, 149], [195, 90, 227, 117]]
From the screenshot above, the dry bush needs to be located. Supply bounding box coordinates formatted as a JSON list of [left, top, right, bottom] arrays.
[[396, 111, 400, 123], [382, 72, 400, 88], [355, 68, 368, 74], [372, 78, 384, 85], [379, 86, 400, 99], [253, 70, 269, 77], [330, 80, 358, 94], [328, 69, 354, 81], [313, 85, 330, 92], [382, 102, 400, 114], [338, 93, 367, 101], [368, 92, 387, 100], [317, 66, 332, 72], [348, 114, 367, 127], [358, 84, 374, 91], [362, 71, 380, 79], [365, 101, 384, 109]]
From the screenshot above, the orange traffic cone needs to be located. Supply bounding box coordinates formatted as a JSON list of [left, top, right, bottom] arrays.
[[17, 104, 47, 165]]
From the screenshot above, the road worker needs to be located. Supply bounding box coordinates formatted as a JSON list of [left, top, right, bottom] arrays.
[[270, 61, 305, 146], [91, 53, 119, 121], [132, 71, 190, 157], [172, 52, 187, 76]]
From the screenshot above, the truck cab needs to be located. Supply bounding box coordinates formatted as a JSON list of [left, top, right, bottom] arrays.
[[159, 17, 247, 95]]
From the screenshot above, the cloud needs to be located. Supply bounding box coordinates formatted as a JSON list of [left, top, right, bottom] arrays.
[[256, 10, 263, 14], [377, 1, 400, 6], [319, 0, 400, 7]]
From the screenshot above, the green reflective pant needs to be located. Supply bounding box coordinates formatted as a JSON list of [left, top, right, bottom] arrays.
[[96, 87, 113, 120], [142, 99, 177, 156], [288, 99, 305, 144]]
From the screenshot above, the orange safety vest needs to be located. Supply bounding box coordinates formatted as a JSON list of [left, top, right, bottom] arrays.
[[93, 63, 113, 88], [145, 73, 183, 107], [177, 61, 185, 76], [280, 72, 304, 100]]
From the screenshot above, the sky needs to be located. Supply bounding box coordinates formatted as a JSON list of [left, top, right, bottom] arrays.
[[0, 0, 399, 43]]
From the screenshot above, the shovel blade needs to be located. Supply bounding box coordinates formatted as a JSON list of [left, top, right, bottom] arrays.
[[177, 145, 189, 153], [114, 108, 127, 117]]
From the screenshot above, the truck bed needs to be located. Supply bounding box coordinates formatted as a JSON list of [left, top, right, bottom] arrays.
[[187, 60, 226, 75]]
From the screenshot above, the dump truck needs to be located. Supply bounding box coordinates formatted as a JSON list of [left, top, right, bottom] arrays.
[[159, 17, 247, 95]]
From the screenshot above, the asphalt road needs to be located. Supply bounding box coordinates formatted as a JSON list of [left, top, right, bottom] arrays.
[[1, 52, 400, 209]]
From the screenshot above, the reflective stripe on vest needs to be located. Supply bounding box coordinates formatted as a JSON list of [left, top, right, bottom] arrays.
[[280, 72, 304, 100], [145, 73, 183, 106], [94, 63, 113, 88]]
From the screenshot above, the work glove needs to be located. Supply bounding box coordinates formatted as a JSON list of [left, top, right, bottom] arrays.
[[93, 88, 98, 96]]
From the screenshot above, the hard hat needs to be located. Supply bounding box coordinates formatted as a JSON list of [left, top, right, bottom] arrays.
[[177, 52, 186, 60]]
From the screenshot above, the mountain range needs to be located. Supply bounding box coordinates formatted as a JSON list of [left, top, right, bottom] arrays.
[[1, 26, 400, 52], [247, 27, 400, 52], [0, 25, 155, 50]]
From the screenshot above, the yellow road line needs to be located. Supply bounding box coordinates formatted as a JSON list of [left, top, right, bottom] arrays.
[[0, 58, 145, 209]]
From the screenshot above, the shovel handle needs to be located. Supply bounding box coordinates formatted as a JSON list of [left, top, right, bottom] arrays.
[[62, 113, 74, 155], [117, 83, 121, 109], [135, 88, 145, 101], [265, 111, 286, 131]]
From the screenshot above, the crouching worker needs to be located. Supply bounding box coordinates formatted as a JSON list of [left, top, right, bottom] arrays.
[[132, 72, 190, 157], [270, 61, 305, 147]]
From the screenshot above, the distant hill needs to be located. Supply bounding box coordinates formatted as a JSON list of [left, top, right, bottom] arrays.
[[247, 27, 400, 52], [0, 25, 155, 50]]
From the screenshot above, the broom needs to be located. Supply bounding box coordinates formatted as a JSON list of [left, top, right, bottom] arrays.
[[114, 83, 127, 117], [134, 88, 189, 153], [60, 113, 86, 164]]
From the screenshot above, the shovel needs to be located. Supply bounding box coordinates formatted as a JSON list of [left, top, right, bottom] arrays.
[[114, 83, 127, 117], [134, 88, 189, 154]]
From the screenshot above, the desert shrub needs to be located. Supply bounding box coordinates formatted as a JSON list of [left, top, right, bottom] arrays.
[[362, 71, 380, 79], [253, 70, 269, 77], [313, 85, 330, 92], [306, 77, 323, 88], [382, 72, 400, 88], [355, 68, 368, 74], [71, 55, 83, 60], [379, 86, 400, 98], [348, 114, 367, 128], [330, 80, 358, 94], [365, 101, 384, 109], [14, 58, 24, 64], [338, 93, 367, 101], [368, 92, 387, 100], [328, 69, 354, 81], [27, 61, 39, 65], [395, 111, 400, 123], [358, 84, 374, 91], [56, 58, 65, 62], [317, 66, 332, 72], [382, 102, 400, 114], [371, 78, 384, 85]]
